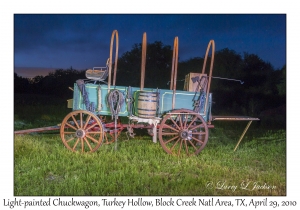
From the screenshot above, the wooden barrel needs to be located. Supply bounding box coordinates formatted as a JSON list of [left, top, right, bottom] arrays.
[[136, 91, 157, 118]]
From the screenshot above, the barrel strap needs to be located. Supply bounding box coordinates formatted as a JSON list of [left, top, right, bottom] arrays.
[[138, 99, 158, 102], [137, 107, 157, 111]]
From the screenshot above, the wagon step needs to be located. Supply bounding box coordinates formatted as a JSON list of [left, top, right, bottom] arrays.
[[14, 125, 61, 134]]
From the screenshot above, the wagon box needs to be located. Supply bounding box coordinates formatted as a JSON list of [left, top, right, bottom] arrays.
[[72, 84, 210, 119]]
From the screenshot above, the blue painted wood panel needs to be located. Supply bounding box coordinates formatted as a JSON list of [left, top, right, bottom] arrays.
[[72, 83, 210, 120]]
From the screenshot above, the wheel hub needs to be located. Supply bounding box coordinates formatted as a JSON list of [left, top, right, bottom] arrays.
[[179, 129, 192, 140], [75, 129, 86, 138]]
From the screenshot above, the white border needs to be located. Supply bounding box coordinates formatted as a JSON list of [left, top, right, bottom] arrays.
[[3, 1, 298, 209]]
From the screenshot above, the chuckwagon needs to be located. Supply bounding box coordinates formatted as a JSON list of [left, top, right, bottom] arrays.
[[15, 30, 259, 155]]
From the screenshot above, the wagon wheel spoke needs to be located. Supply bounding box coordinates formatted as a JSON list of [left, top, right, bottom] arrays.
[[86, 131, 103, 134], [177, 139, 183, 156], [65, 122, 77, 131], [64, 131, 76, 135], [184, 139, 189, 155], [72, 138, 80, 150], [83, 115, 92, 129], [164, 136, 179, 144], [60, 110, 104, 153], [98, 118, 121, 145], [169, 116, 181, 130], [162, 123, 180, 133], [183, 114, 188, 129], [66, 136, 75, 142], [85, 134, 100, 144], [71, 115, 80, 129], [80, 112, 83, 128], [66, 136, 76, 143], [86, 123, 98, 131], [187, 139, 198, 150], [186, 116, 197, 130], [170, 138, 181, 151], [178, 114, 183, 129], [103, 131, 122, 144], [159, 109, 209, 156], [101, 132, 113, 144], [191, 136, 204, 144], [191, 132, 207, 135], [84, 137, 93, 151], [81, 138, 84, 152], [190, 123, 205, 130], [103, 132, 113, 144], [161, 132, 177, 136]]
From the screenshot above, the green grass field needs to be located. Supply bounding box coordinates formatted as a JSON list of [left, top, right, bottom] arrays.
[[14, 94, 286, 196]]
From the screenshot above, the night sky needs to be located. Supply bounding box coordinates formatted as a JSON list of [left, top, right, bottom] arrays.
[[14, 14, 286, 78]]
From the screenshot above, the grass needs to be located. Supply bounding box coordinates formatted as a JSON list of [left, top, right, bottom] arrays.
[[14, 130, 286, 196], [13, 94, 286, 196]]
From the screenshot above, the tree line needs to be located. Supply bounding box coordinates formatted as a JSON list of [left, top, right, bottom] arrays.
[[14, 41, 286, 116]]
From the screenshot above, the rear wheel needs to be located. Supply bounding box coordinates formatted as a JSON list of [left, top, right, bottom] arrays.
[[60, 110, 104, 152], [158, 109, 209, 156]]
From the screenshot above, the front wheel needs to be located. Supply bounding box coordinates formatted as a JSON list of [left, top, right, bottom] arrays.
[[60, 110, 104, 153], [158, 109, 209, 156]]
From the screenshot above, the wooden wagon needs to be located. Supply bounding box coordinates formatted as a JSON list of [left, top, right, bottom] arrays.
[[15, 30, 259, 156]]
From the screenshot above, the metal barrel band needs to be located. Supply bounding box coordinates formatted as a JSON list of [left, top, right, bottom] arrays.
[[138, 99, 158, 102], [137, 108, 157, 111]]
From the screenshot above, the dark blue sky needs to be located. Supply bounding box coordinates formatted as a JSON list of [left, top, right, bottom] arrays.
[[14, 14, 286, 77]]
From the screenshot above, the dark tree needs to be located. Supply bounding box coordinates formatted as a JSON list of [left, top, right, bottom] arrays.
[[39, 68, 85, 98], [14, 72, 31, 93], [116, 41, 173, 89], [276, 65, 286, 96]]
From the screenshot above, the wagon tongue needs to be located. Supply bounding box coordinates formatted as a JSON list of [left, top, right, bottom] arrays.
[[14, 125, 61, 134]]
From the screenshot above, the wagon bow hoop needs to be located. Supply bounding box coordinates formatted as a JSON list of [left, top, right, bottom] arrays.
[[171, 36, 179, 110], [140, 32, 147, 91], [108, 30, 119, 91], [201, 40, 215, 114]]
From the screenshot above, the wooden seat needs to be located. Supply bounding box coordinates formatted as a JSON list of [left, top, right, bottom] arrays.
[[85, 69, 108, 81], [85, 58, 109, 82]]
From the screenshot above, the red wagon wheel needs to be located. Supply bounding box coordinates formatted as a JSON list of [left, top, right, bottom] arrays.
[[60, 110, 104, 153], [99, 116, 124, 145], [158, 109, 209, 156]]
